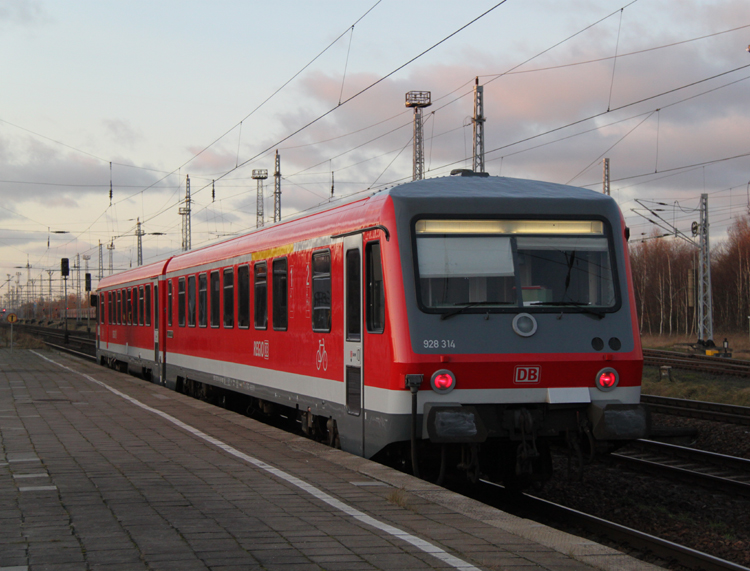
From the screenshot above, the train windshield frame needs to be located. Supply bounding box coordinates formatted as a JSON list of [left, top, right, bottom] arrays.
[[413, 218, 620, 316]]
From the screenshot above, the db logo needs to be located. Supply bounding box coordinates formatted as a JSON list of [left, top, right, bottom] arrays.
[[514, 366, 541, 384]]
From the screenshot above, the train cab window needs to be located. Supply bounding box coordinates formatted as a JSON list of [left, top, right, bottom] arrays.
[[103, 294, 108, 325], [414, 219, 617, 314], [178, 278, 186, 326], [223, 268, 234, 328], [145, 285, 152, 327], [139, 286, 145, 326], [237, 265, 250, 329], [366, 242, 385, 333], [210, 271, 220, 328], [198, 274, 208, 327], [153, 284, 158, 328], [254, 262, 267, 330], [187, 275, 196, 327], [312, 250, 331, 332], [346, 249, 361, 341], [272, 258, 288, 331], [168, 280, 173, 327]]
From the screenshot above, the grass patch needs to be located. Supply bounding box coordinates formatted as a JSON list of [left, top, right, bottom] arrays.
[[641, 333, 750, 407], [642, 366, 750, 407], [0, 330, 47, 350], [386, 488, 410, 509]]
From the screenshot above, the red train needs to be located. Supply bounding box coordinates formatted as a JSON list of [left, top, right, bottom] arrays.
[[95, 173, 648, 486]]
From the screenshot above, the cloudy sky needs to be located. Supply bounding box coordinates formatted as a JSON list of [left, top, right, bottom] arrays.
[[1, 0, 749, 301]]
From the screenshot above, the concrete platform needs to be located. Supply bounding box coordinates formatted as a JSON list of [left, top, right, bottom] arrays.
[[0, 348, 663, 571]]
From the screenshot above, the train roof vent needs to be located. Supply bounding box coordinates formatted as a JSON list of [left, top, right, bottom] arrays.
[[450, 169, 490, 177]]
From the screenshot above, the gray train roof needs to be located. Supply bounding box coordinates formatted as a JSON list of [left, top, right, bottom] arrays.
[[385, 175, 619, 219], [388, 175, 610, 202]]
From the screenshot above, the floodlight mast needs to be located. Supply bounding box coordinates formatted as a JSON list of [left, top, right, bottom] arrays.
[[252, 169, 269, 228], [405, 91, 432, 181]]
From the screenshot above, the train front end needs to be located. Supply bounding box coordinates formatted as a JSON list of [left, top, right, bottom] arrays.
[[390, 174, 647, 486]]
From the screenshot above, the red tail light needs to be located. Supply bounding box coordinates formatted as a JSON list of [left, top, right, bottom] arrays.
[[595, 368, 619, 392], [431, 369, 456, 394]]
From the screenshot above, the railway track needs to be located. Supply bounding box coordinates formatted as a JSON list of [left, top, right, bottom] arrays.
[[466, 478, 750, 571], [612, 439, 750, 498], [516, 490, 750, 571], [642, 394, 750, 426], [7, 323, 96, 361], [644, 348, 750, 377]]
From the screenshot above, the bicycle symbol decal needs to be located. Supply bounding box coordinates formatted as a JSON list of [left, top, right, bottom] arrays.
[[316, 339, 328, 371]]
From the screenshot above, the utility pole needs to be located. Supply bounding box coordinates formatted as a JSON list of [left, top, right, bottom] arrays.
[[472, 78, 486, 174], [696, 193, 714, 346], [603, 158, 610, 196], [179, 175, 192, 251], [273, 150, 282, 223], [405, 91, 432, 181], [46, 270, 54, 320], [136, 218, 144, 266], [98, 241, 104, 280], [107, 239, 115, 275], [75, 254, 82, 322], [252, 169, 268, 228]]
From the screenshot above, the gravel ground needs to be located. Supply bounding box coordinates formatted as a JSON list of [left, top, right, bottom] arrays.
[[533, 414, 750, 568]]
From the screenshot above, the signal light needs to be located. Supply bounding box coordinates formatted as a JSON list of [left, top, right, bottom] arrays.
[[430, 369, 456, 394], [595, 368, 619, 392]]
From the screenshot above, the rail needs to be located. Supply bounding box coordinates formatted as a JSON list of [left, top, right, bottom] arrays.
[[642, 395, 750, 426], [612, 439, 750, 498], [644, 348, 750, 377]]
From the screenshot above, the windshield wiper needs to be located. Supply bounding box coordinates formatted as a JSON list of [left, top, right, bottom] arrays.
[[528, 301, 605, 319], [440, 301, 515, 321]]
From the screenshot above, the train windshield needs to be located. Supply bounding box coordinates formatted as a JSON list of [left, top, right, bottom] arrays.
[[415, 219, 617, 313]]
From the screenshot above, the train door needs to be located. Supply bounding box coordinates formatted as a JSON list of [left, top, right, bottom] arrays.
[[343, 235, 364, 455], [153, 280, 161, 384]]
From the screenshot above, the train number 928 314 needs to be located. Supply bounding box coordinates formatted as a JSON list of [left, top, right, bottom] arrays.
[[423, 339, 456, 349]]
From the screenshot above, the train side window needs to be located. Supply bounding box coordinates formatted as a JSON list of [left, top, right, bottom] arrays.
[[153, 284, 158, 328], [178, 278, 186, 326], [187, 276, 196, 327], [210, 271, 220, 328], [238, 265, 250, 329], [223, 268, 234, 328], [272, 258, 288, 331], [167, 280, 173, 327], [139, 286, 145, 326], [117, 290, 121, 324], [131, 288, 137, 325], [346, 249, 361, 341], [198, 274, 207, 327], [366, 241, 385, 333], [146, 285, 152, 327], [254, 262, 268, 330], [312, 250, 331, 332], [104, 294, 109, 325]]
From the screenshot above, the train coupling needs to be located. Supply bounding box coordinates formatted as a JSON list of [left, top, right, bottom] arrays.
[[423, 403, 488, 443], [586, 401, 650, 440]]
